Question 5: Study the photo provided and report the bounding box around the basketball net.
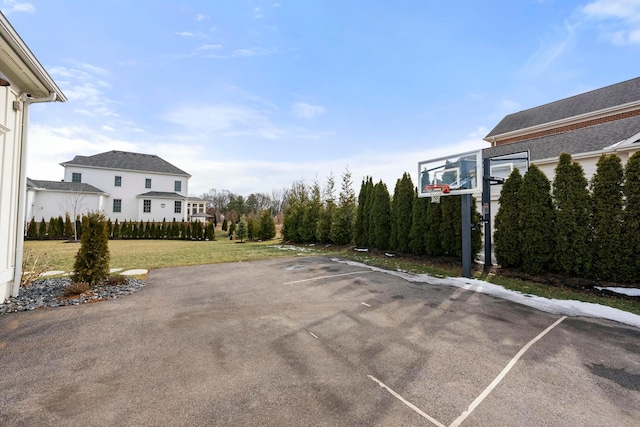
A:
[424,184,450,204]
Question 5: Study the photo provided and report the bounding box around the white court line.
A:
[283,270,373,285]
[361,302,371,307]
[368,375,447,427]
[308,331,318,339]
[449,315,567,427]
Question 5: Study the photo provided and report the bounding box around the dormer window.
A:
[72,172,81,183]
[145,178,151,189]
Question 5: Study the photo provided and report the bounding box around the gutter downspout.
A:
[12,92,57,296]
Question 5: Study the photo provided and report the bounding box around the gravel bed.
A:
[0,278,146,314]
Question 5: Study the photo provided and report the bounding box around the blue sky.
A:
[4,0,640,197]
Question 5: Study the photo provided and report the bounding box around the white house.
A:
[26,179,108,224]
[36,150,192,223]
[0,13,67,300]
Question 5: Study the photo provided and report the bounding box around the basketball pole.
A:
[461,193,472,278]
[482,157,492,271]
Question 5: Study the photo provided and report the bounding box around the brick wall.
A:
[495,109,640,146]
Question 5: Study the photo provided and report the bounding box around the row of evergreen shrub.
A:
[281,171,483,257]
[26,216,216,241]
[494,152,640,284]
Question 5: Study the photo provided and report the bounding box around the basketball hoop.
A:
[424,184,450,204]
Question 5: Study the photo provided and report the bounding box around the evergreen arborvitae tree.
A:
[236,215,248,242]
[54,216,64,238]
[222,218,228,232]
[258,209,276,240]
[623,152,640,283]
[247,216,256,240]
[331,168,356,245]
[228,220,236,238]
[519,165,555,275]
[364,177,376,247]
[121,220,129,238]
[27,217,37,239]
[409,194,429,255]
[354,177,371,247]
[552,153,592,276]
[39,218,47,239]
[390,172,414,253]
[106,219,113,239]
[316,173,337,244]
[301,179,321,243]
[72,212,110,285]
[192,220,203,240]
[161,219,168,238]
[494,168,523,268]
[75,216,82,240]
[590,154,624,282]
[112,219,120,238]
[205,222,215,240]
[424,200,443,256]
[282,180,307,242]
[64,213,74,239]
[371,180,391,250]
[439,196,461,256]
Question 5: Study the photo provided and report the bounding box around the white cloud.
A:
[1,0,34,14]
[196,13,208,21]
[176,31,194,37]
[518,20,578,76]
[102,125,115,132]
[581,0,640,44]
[291,102,326,119]
[196,44,223,51]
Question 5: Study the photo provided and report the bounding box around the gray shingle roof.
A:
[486,77,640,138]
[483,115,640,161]
[137,191,184,198]
[60,151,190,177]
[27,178,106,194]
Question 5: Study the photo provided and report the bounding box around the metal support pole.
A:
[462,193,472,279]
[482,157,492,271]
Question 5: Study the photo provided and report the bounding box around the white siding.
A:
[62,166,188,222]
[28,189,102,222]
[0,86,24,300]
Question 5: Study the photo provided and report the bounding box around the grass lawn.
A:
[23,233,299,275]
[23,236,639,316]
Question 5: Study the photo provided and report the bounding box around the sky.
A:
[3,0,640,197]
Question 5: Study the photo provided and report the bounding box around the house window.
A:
[113,199,122,213]
[174,201,182,214]
[115,176,122,187]
[145,178,152,189]
[143,199,151,213]
[72,173,81,183]
[175,181,181,192]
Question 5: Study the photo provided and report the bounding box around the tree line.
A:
[494,152,640,284]
[281,169,483,257]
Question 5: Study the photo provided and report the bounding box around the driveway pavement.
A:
[1,256,639,426]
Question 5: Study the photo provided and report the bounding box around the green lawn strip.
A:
[23,237,297,276]
[315,246,639,316]
[483,275,640,316]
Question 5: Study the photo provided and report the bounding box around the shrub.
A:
[494,168,523,268]
[103,275,127,286]
[72,212,111,285]
[63,281,90,297]
[20,249,51,287]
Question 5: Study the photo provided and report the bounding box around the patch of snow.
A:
[40,270,65,277]
[120,269,148,276]
[595,287,640,297]
[332,258,640,329]
[110,268,123,273]
[354,248,369,252]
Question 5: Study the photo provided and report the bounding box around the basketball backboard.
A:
[418,149,483,198]
[487,151,529,183]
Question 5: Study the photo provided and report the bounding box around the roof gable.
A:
[486,77,640,138]
[60,151,191,177]
[27,178,105,194]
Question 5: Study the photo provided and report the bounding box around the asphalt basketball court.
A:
[1,255,639,426]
